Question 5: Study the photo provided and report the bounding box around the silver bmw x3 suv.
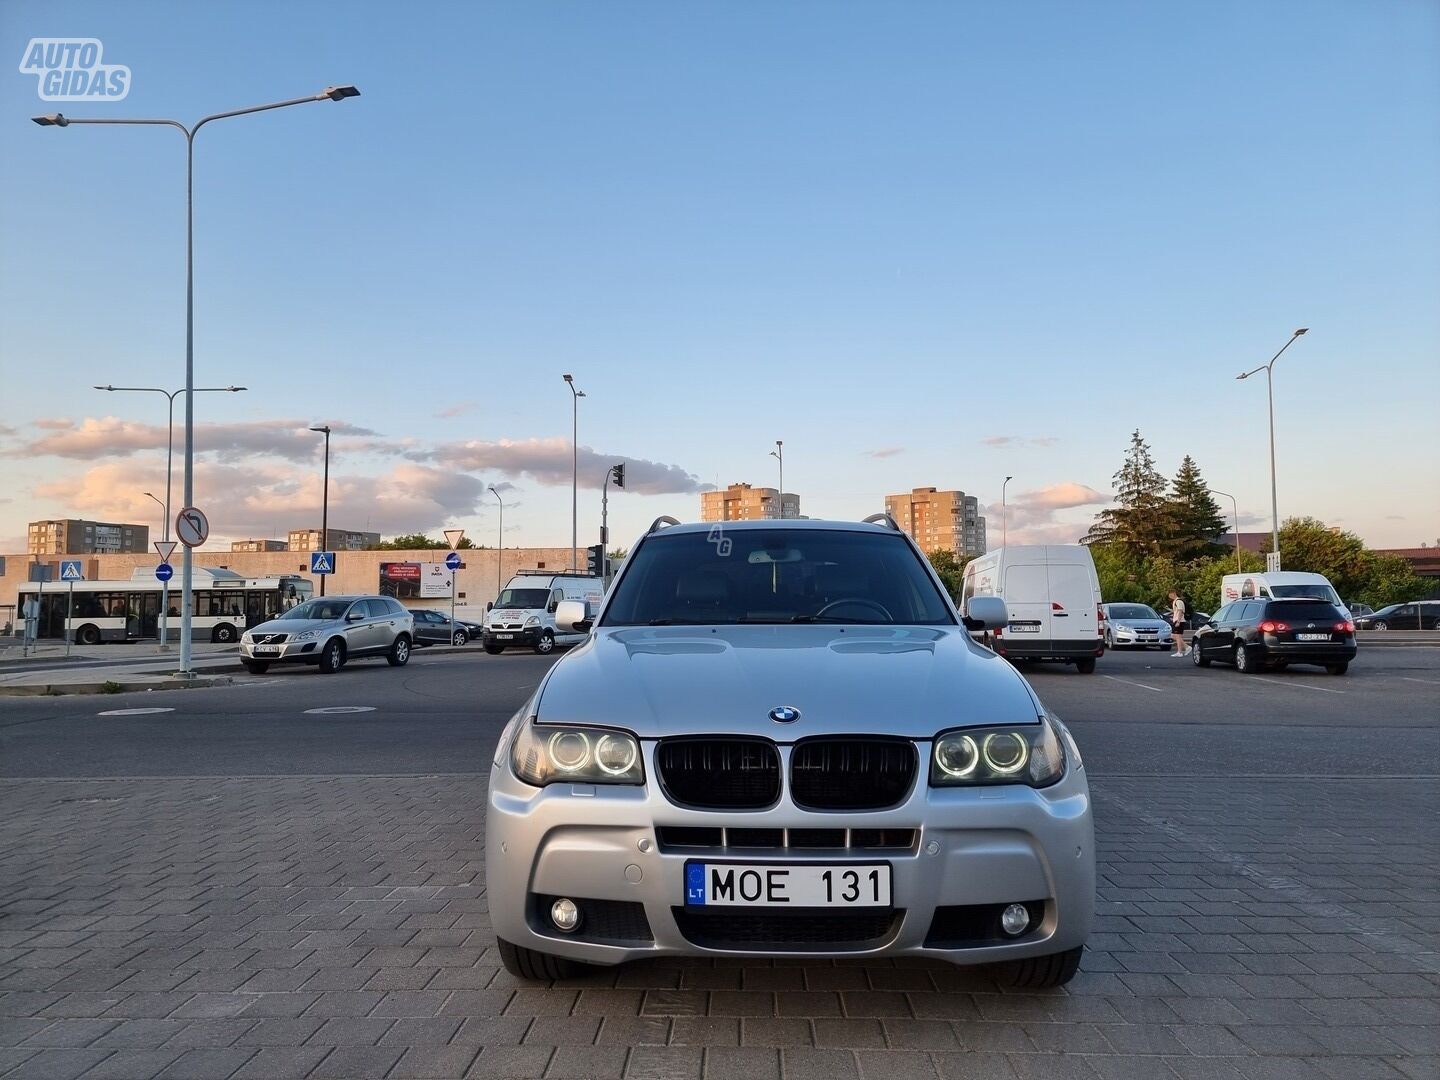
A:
[487,516,1094,987]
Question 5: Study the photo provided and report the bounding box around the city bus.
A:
[16,567,313,644]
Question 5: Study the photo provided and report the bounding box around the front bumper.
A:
[239,638,320,663]
[485,740,1094,966]
[1110,625,1172,646]
[484,627,543,647]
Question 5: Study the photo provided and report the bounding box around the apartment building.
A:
[286,528,380,552]
[27,518,150,556]
[885,488,987,558]
[231,539,288,553]
[700,483,801,522]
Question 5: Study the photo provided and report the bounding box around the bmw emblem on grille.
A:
[769,705,801,724]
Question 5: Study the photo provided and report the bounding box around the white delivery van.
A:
[482,571,604,655]
[1220,572,1346,616]
[961,545,1105,673]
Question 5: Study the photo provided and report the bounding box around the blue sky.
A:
[2,0,1437,553]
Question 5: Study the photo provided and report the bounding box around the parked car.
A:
[239,595,414,674]
[1354,601,1440,631]
[961,545,1104,672]
[411,608,471,646]
[1100,603,1173,649]
[1345,602,1374,619]
[1191,598,1356,675]
[1168,609,1212,633]
[486,516,1094,988]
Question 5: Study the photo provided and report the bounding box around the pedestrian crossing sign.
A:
[59,560,83,581]
[310,551,336,574]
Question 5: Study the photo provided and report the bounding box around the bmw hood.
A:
[532,625,1043,739]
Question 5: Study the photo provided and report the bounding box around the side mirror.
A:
[962,596,1008,632]
[546,601,559,614]
[346,611,364,622]
[486,601,494,612]
[555,599,591,633]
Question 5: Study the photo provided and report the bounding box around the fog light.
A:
[1001,903,1030,936]
[550,898,580,933]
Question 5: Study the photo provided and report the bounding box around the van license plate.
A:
[495,633,513,639]
[1008,624,1041,633]
[685,862,891,907]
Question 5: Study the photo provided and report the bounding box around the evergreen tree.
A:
[1084,430,1175,555]
[1169,455,1226,557]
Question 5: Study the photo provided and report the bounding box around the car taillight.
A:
[1336,621,1354,633]
[1097,603,1105,636]
[1259,621,1289,633]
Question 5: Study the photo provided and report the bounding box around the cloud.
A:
[434,402,478,419]
[980,435,1059,449]
[983,482,1109,545]
[33,459,491,539]
[864,447,905,459]
[7,417,391,463]
[414,437,708,495]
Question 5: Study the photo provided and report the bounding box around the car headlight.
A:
[511,721,644,786]
[292,630,318,642]
[525,615,541,627]
[931,716,1067,788]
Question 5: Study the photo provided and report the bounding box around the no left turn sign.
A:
[176,506,209,547]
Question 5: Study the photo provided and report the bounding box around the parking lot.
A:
[1,646,1436,1080]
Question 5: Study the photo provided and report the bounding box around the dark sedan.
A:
[1191,598,1356,675]
[411,609,471,646]
[1355,601,1440,631]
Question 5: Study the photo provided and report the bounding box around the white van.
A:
[1220,572,1346,615]
[961,545,1105,673]
[482,571,604,655]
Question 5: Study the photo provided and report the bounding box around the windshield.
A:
[1269,583,1342,604]
[601,529,956,626]
[1265,601,1344,621]
[1107,605,1160,620]
[279,599,354,621]
[495,588,552,609]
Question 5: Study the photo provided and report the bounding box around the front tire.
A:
[996,945,1083,989]
[1326,662,1349,676]
[1191,644,1210,667]
[318,638,345,674]
[1074,658,1096,674]
[534,630,555,655]
[496,938,591,981]
[452,629,468,646]
[242,660,270,674]
[386,635,412,667]
[1371,621,1388,631]
[484,642,505,655]
[212,624,236,644]
[77,624,101,646]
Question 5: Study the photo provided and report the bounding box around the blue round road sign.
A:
[155,563,174,582]
[445,552,461,570]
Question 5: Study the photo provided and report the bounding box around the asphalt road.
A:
[2,645,1435,779]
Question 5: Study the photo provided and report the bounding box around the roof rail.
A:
[647,515,681,534]
[862,513,901,531]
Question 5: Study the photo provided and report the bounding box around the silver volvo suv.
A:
[240,595,415,674]
[486,516,1094,987]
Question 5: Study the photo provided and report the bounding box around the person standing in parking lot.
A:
[1169,590,1189,656]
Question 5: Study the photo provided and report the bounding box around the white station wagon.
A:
[486,516,1094,987]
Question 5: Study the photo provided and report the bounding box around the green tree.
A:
[1169,456,1226,558]
[926,549,971,600]
[372,533,446,550]
[1084,430,1176,555]
[1274,517,1372,598]
[1358,552,1429,608]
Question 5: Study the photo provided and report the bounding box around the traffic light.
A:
[586,543,605,576]
[611,463,625,489]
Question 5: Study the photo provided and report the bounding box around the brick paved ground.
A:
[1,775,1435,1079]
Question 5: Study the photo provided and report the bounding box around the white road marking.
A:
[1100,674,1165,693]
[1400,676,1440,686]
[303,706,377,715]
[1251,677,1344,695]
[97,707,176,716]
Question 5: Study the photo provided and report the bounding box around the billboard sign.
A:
[379,561,422,599]
[419,563,453,598]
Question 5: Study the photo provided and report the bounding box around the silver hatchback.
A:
[240,595,415,674]
[486,517,1094,988]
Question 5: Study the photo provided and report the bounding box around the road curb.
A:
[0,677,235,697]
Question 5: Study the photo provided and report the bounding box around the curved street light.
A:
[1236,328,1308,564]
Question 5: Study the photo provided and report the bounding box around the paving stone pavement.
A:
[1,775,1435,1079]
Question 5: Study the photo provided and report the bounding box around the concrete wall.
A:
[2,546,581,621]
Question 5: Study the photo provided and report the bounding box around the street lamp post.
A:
[488,486,504,599]
[95,384,245,646]
[1236,328,1308,566]
[563,374,585,570]
[769,441,784,518]
[309,426,331,596]
[39,85,360,678]
[1001,476,1014,548]
[1210,488,1242,573]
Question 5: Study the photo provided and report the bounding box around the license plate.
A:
[1296,633,1330,641]
[684,862,891,908]
[253,645,280,655]
[495,633,513,640]
[1008,624,1041,633]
